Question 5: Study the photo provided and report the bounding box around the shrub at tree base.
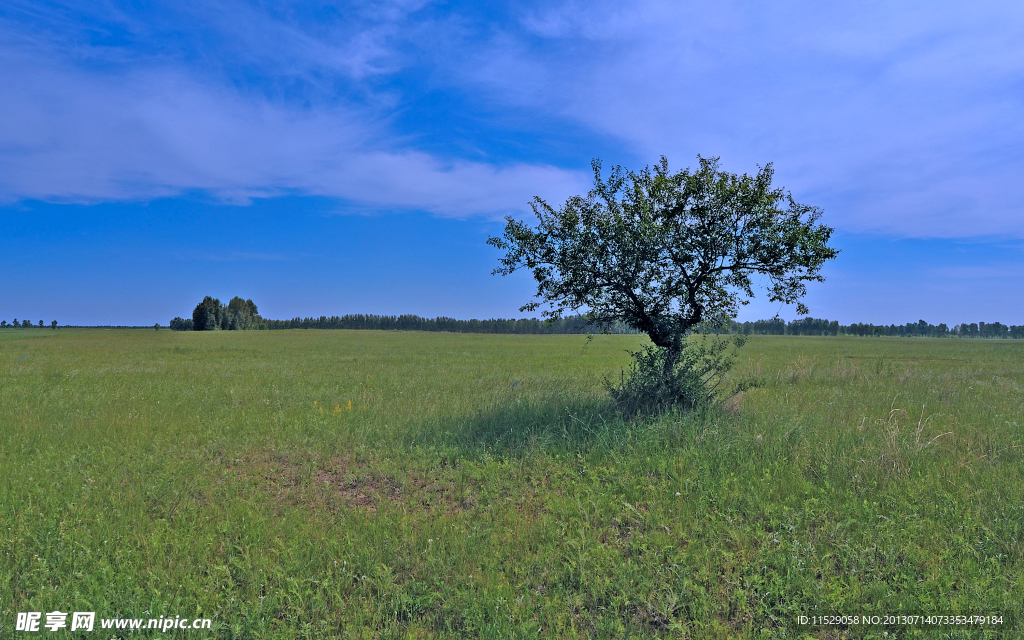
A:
[607,334,747,415]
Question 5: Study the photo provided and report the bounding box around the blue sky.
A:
[1,0,1022,326]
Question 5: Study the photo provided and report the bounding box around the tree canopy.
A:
[489,156,838,352]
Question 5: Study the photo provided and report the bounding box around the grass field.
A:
[1,328,1022,638]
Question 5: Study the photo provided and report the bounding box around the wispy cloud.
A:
[0,1,588,216]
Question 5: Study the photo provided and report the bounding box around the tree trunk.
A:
[660,334,683,390]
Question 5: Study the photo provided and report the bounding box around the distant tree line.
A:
[166,299,1023,338]
[729,318,1024,339]
[1,319,58,329]
[168,300,634,334]
[262,314,636,334]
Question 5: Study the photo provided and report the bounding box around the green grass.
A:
[1,328,1022,638]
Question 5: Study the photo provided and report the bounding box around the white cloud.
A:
[0,37,588,217]
[450,0,1024,237]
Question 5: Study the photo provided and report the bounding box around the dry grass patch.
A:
[225,449,478,515]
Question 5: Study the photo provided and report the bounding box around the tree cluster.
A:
[170,296,267,331]
[169,317,194,331]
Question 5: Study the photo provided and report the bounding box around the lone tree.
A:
[488,156,838,411]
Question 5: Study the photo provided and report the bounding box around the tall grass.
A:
[1,329,1021,638]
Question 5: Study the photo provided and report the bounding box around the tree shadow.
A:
[399,392,704,460]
